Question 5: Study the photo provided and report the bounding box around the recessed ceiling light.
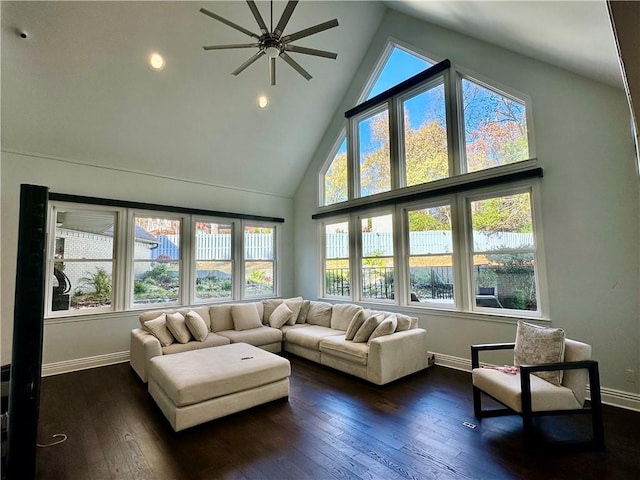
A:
[257,95,269,109]
[149,52,165,71]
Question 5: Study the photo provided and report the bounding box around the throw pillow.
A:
[368,315,398,344]
[352,313,384,343]
[166,312,192,344]
[185,310,209,342]
[514,321,566,386]
[297,300,311,323]
[231,303,263,331]
[143,313,175,347]
[306,301,333,327]
[269,302,293,328]
[344,310,366,341]
[262,299,283,324]
[284,298,304,326]
[395,313,413,332]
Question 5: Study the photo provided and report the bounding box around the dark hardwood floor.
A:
[35,355,640,480]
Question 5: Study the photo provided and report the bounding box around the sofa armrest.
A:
[130,328,162,383]
[367,328,428,385]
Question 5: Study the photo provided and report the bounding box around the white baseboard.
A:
[42,351,130,377]
[432,351,640,412]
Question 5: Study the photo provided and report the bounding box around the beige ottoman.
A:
[148,342,291,431]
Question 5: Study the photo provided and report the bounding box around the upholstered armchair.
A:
[471,322,604,450]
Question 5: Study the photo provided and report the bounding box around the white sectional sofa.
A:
[130,298,428,385]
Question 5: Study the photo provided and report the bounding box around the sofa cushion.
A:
[320,335,369,366]
[368,316,397,345]
[297,300,311,323]
[231,303,263,331]
[217,326,283,346]
[306,301,333,327]
[185,310,209,342]
[209,304,234,332]
[280,324,312,340]
[345,310,366,341]
[143,313,175,347]
[268,302,293,328]
[284,298,304,325]
[166,312,192,344]
[330,304,363,331]
[161,332,230,355]
[353,313,384,343]
[285,325,343,350]
[514,321,565,386]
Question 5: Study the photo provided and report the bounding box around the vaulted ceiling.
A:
[1,1,621,198]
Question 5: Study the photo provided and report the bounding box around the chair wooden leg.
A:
[472,385,482,418]
[588,363,605,450]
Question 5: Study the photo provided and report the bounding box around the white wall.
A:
[1,151,293,367]
[293,9,640,399]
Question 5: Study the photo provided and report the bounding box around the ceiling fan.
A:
[200,0,339,86]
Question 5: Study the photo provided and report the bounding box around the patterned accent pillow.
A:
[269,302,293,328]
[185,310,209,342]
[166,312,192,344]
[368,315,398,345]
[514,321,566,386]
[143,313,175,347]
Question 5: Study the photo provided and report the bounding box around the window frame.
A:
[320,216,351,299]
[241,220,280,300]
[44,198,283,320]
[45,201,126,318]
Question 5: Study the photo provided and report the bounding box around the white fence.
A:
[157,233,274,260]
[326,231,534,258]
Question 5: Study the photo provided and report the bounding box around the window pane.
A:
[470,192,537,312]
[462,78,529,172]
[324,138,348,205]
[55,210,115,259]
[361,214,393,300]
[403,83,449,186]
[244,225,275,297]
[470,193,533,252]
[133,261,180,304]
[53,261,113,311]
[133,216,181,305]
[407,205,454,304]
[325,221,349,297]
[51,209,116,313]
[245,261,274,296]
[359,109,390,197]
[367,46,433,99]
[195,221,232,301]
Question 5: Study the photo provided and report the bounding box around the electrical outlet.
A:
[625,369,636,383]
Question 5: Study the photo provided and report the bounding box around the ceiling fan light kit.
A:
[201,0,339,86]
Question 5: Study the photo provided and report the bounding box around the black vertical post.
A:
[7,184,49,480]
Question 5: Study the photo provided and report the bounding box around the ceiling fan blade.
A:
[200,8,260,40]
[203,43,260,51]
[232,50,265,76]
[282,19,339,43]
[246,1,269,35]
[285,45,337,59]
[280,52,312,81]
[270,57,276,86]
[274,0,299,37]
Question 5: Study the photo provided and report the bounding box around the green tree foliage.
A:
[471,193,532,233]
[324,150,347,205]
